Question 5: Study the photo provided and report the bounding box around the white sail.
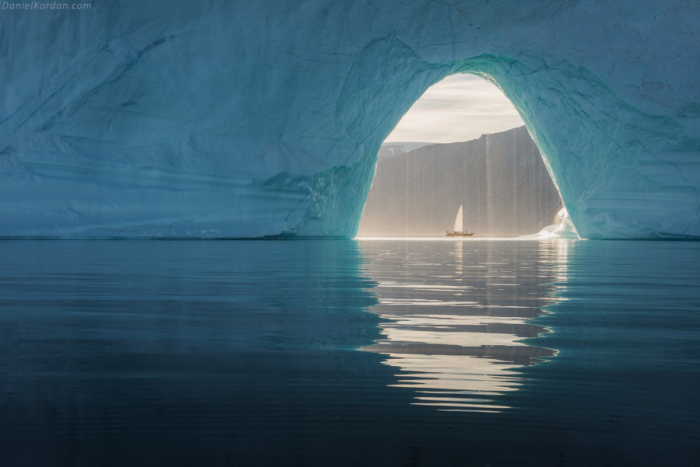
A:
[453,205,463,232]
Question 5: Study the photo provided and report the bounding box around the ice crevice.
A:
[1,0,699,239]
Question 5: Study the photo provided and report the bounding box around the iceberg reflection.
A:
[360,239,568,412]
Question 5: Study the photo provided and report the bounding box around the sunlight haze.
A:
[385,74,525,143]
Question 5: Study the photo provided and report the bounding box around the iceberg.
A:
[1,0,699,239]
[518,208,580,240]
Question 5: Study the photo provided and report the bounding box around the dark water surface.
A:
[0,239,698,466]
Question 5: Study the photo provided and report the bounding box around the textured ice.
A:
[1,1,699,238]
[518,209,579,240]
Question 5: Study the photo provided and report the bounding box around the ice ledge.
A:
[518,209,580,240]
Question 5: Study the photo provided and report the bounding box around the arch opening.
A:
[356,73,574,239]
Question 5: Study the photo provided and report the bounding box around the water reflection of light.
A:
[360,239,568,413]
[455,240,463,275]
[547,239,570,284]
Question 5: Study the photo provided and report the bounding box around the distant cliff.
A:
[358,126,563,237]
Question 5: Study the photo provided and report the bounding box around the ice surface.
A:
[518,209,579,240]
[1,1,699,238]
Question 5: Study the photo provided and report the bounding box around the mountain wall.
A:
[358,127,563,237]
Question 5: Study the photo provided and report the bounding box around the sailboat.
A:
[446,204,474,237]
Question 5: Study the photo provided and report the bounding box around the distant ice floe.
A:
[518,209,580,240]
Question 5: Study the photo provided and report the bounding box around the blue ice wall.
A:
[1,1,699,238]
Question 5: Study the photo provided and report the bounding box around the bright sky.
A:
[385,74,525,144]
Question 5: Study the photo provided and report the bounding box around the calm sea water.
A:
[0,239,698,466]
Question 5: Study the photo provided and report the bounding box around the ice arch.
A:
[1,0,699,239]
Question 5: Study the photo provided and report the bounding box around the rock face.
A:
[1,1,699,238]
[377,143,432,159]
[358,127,563,237]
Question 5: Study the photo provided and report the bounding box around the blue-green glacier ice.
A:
[1,0,699,238]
